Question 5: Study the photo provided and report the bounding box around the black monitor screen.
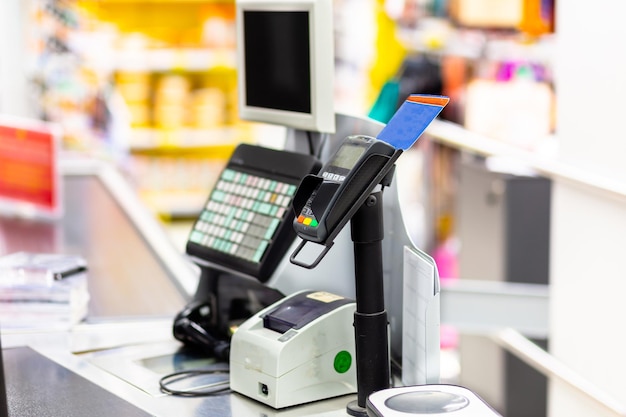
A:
[243,11,311,114]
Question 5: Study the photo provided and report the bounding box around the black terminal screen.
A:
[243,11,311,114]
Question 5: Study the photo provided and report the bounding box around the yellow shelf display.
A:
[72,0,248,216]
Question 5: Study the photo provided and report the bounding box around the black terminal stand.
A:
[346,190,391,416]
[172,266,230,361]
[290,139,399,416]
[173,264,283,361]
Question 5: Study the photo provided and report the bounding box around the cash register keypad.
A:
[189,168,297,263]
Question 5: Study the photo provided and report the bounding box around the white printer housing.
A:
[230,290,357,408]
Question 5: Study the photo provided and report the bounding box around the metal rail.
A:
[59,158,199,296]
[492,328,626,417]
[427,119,626,203]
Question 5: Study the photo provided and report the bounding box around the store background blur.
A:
[7,2,626,417]
[2,0,555,413]
[0,0,556,238]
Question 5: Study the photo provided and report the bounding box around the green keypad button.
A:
[212,190,226,202]
[190,230,204,244]
[258,203,272,215]
[222,169,236,181]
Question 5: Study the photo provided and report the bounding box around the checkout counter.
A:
[0,162,189,319]
[0,157,360,416]
[0,108,521,417]
[1,113,421,417]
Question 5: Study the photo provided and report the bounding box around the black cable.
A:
[306,130,331,159]
[159,368,230,397]
[306,130,315,156]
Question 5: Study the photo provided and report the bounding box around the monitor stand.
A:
[284,127,332,160]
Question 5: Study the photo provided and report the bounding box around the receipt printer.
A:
[229,290,357,408]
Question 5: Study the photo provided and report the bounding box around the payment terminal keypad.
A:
[296,195,319,228]
[189,168,297,263]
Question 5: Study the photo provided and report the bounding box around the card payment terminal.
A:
[290,135,401,267]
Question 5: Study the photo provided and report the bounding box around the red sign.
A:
[0,117,61,217]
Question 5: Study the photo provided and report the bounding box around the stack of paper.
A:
[0,252,90,330]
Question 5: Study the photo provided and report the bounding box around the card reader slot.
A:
[291,175,322,215]
[310,182,340,219]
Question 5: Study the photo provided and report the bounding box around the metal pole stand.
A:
[346,190,391,416]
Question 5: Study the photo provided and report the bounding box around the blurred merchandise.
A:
[0,252,89,330]
[448,0,523,28]
[334,0,379,114]
[0,252,86,286]
[191,88,227,129]
[379,0,556,148]
[22,0,250,217]
[439,54,469,124]
[369,54,443,123]
[153,74,191,130]
[448,0,555,33]
[519,0,555,36]
[128,151,228,218]
[464,63,554,150]
[114,71,151,127]
[27,0,117,154]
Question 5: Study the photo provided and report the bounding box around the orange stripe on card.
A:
[407,95,450,107]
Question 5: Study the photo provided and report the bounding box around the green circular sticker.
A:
[333,350,352,374]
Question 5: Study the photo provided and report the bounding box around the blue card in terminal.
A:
[377,94,449,151]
